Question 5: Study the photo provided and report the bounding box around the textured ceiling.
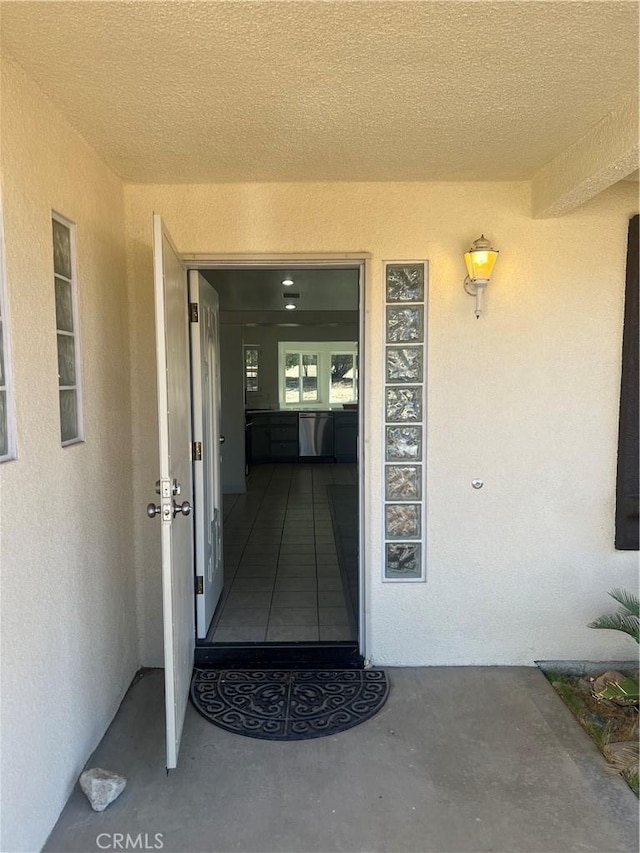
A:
[1,1,638,183]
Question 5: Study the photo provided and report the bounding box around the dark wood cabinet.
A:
[247,412,299,462]
[247,414,270,462]
[333,412,358,462]
[247,410,357,463]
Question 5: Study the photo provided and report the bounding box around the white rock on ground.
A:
[79,768,127,812]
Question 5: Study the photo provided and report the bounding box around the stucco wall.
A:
[0,57,138,852]
[126,179,638,669]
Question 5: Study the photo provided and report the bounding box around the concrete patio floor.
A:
[45,667,638,853]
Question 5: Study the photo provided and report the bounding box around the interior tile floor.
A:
[208,462,358,642]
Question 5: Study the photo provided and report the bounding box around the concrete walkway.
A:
[45,668,638,853]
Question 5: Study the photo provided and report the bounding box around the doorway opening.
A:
[190,261,366,665]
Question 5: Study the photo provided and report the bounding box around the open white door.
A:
[150,214,194,769]
[189,270,224,638]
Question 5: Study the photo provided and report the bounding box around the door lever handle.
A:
[173,500,191,518]
[219,435,225,444]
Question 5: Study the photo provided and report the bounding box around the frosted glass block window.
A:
[52,213,83,446]
[386,306,424,343]
[383,260,427,582]
[0,203,15,462]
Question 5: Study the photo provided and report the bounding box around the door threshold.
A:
[194,641,363,670]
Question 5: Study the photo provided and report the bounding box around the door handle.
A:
[148,501,191,519]
[173,500,191,518]
[219,435,225,444]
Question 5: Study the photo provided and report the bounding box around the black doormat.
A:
[190,668,389,741]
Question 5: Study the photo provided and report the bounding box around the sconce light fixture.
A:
[463,235,499,319]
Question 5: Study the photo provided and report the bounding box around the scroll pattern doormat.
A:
[191,669,389,741]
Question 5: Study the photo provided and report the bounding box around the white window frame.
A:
[278,340,358,408]
[0,195,16,462]
[52,211,84,447]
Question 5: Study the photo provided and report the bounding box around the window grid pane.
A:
[52,219,72,278]
[330,353,356,403]
[53,214,81,445]
[301,353,318,401]
[59,390,78,443]
[0,320,4,388]
[0,390,7,457]
[57,334,76,386]
[55,277,74,332]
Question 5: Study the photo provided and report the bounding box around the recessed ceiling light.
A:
[282,278,294,286]
[284,303,297,310]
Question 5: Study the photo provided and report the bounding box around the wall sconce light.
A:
[463,235,499,319]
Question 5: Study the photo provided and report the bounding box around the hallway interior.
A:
[207,463,358,642]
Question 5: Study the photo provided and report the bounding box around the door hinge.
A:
[196,576,204,595]
[192,441,202,461]
[189,302,199,323]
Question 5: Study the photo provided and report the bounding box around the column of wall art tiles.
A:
[383,262,427,581]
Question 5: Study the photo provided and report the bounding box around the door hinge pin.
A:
[196,576,204,595]
[189,302,199,323]
[192,441,202,461]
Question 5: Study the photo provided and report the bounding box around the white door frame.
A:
[189,271,223,638]
[183,252,372,660]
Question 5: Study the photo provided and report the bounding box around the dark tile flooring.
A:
[208,463,358,642]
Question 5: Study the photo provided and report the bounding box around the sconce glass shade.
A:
[464,235,499,283]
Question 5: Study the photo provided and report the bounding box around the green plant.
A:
[588,588,639,643]
[588,588,639,705]
[594,677,639,703]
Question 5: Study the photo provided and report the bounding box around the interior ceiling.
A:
[203,268,359,314]
[1,1,637,184]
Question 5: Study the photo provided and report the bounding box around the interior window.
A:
[279,342,357,407]
[244,345,260,392]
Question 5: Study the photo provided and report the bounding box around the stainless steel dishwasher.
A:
[298,412,334,457]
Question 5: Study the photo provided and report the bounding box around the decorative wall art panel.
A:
[385,465,422,501]
[386,306,424,343]
[385,543,422,580]
[385,504,421,539]
[386,346,423,383]
[386,386,422,422]
[383,260,427,582]
[386,264,424,303]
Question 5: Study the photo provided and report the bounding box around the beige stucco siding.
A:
[0,56,138,853]
[125,180,638,668]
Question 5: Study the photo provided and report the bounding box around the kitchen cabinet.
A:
[246,410,357,463]
[333,411,358,462]
[246,412,298,462]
